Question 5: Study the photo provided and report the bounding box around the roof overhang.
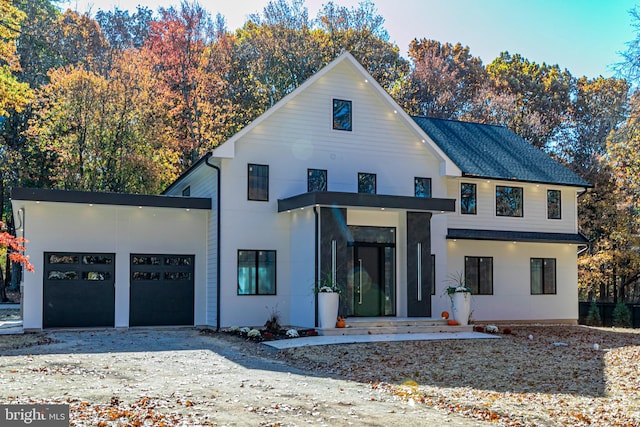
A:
[278,191,456,213]
[11,188,211,210]
[447,228,589,245]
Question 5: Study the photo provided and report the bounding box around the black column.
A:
[407,211,432,317]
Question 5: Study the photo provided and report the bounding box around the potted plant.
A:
[315,273,341,329]
[444,271,472,325]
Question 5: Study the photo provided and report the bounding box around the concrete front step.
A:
[318,317,473,336]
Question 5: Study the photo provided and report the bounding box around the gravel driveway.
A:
[0,328,482,426]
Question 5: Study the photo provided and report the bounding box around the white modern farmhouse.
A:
[11,52,590,331]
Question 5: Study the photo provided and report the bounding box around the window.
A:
[496,185,523,217]
[547,189,561,219]
[248,164,269,201]
[308,169,327,192]
[431,254,436,295]
[237,250,276,295]
[182,186,190,197]
[415,177,432,198]
[333,99,352,131]
[531,258,556,294]
[460,183,477,215]
[465,256,493,295]
[358,172,376,194]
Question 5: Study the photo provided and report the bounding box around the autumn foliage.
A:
[0,222,33,272]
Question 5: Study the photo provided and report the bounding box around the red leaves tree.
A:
[0,222,33,272]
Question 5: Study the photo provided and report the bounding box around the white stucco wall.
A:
[13,200,209,330]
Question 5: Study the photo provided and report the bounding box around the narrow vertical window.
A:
[308,169,327,192]
[248,164,269,201]
[464,256,493,295]
[358,173,376,194]
[414,177,432,198]
[531,258,556,294]
[547,189,561,219]
[237,250,276,295]
[333,99,352,131]
[496,186,523,217]
[460,183,477,215]
[431,254,436,295]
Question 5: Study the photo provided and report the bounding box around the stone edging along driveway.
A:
[0,328,481,426]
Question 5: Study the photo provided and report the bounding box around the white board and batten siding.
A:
[15,200,209,330]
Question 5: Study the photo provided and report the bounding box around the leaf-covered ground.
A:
[278,325,640,426]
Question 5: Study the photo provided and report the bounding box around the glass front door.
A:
[350,243,395,317]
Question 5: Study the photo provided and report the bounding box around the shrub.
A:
[612,302,632,328]
[585,301,602,326]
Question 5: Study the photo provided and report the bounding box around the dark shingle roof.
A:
[412,117,591,188]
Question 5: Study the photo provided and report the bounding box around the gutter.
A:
[313,206,319,327]
[204,153,222,332]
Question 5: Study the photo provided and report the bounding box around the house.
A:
[11,52,590,331]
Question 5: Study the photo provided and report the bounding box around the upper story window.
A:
[414,177,432,198]
[308,169,327,192]
[248,164,269,201]
[333,99,352,131]
[237,250,276,295]
[531,258,556,294]
[358,172,376,194]
[460,183,477,215]
[496,185,523,217]
[465,256,493,295]
[547,189,561,219]
[182,186,190,197]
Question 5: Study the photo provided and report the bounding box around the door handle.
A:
[417,243,422,302]
[358,259,363,304]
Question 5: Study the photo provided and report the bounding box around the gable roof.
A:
[412,117,592,188]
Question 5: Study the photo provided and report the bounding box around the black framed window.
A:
[415,177,432,198]
[248,164,269,201]
[333,99,352,131]
[496,185,523,217]
[358,172,376,194]
[308,169,327,192]
[465,256,493,295]
[460,183,477,215]
[237,250,276,295]
[431,254,436,295]
[531,258,556,294]
[547,189,561,219]
[182,186,190,196]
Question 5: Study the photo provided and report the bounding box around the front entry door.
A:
[353,244,395,317]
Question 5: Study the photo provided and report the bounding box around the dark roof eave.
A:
[446,228,589,245]
[278,191,456,213]
[460,172,593,189]
[11,188,211,210]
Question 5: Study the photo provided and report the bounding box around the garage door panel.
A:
[130,254,194,327]
[43,252,115,328]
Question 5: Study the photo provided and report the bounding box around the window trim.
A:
[237,249,277,296]
[247,163,269,202]
[358,172,377,194]
[460,182,477,215]
[495,185,524,217]
[530,257,557,295]
[464,256,494,295]
[414,177,432,198]
[547,189,562,220]
[307,168,328,192]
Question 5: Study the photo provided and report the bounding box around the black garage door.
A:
[43,252,115,328]
[129,254,195,326]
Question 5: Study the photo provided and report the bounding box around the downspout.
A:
[204,153,222,331]
[313,206,319,327]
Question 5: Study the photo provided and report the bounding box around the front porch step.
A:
[317,317,473,336]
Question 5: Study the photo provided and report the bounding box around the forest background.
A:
[2,0,640,304]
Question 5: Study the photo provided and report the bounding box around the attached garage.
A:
[43,252,115,328]
[130,254,195,326]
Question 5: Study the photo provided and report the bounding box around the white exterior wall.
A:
[215,60,446,327]
[445,239,579,322]
[14,201,209,330]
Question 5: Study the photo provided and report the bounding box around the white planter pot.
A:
[318,292,339,329]
[452,292,471,325]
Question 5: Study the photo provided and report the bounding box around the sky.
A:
[58,0,639,79]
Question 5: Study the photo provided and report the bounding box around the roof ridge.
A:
[411,115,507,129]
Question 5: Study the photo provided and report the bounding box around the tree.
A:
[0,0,33,116]
[0,221,33,271]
